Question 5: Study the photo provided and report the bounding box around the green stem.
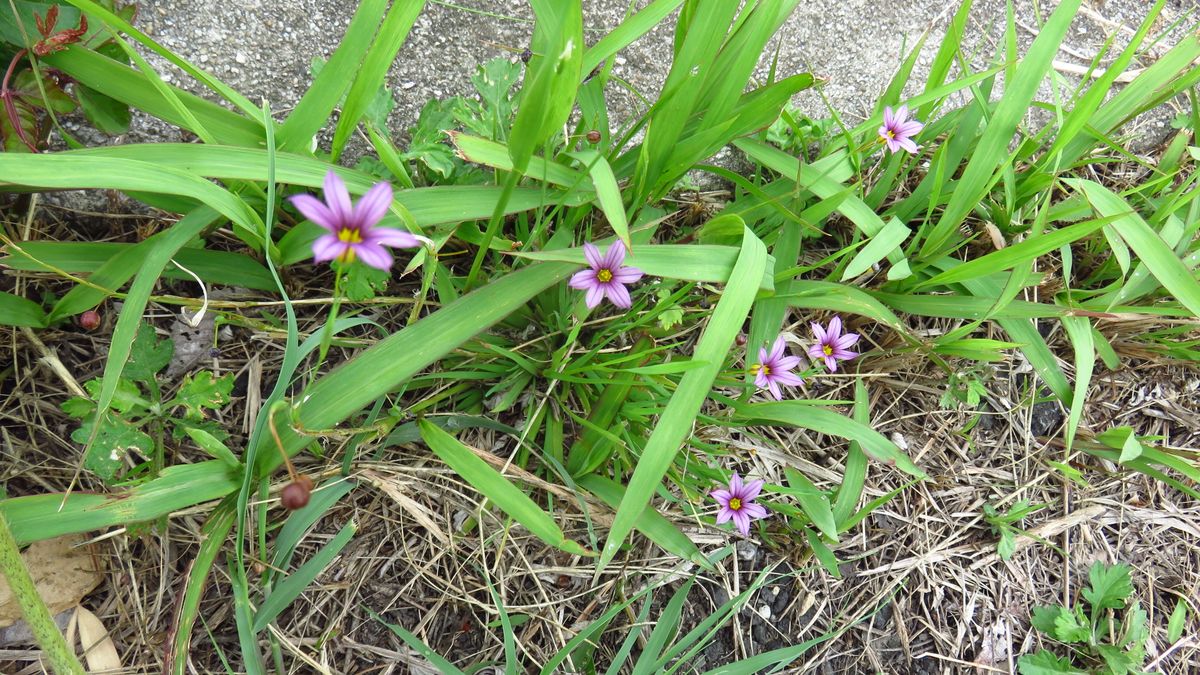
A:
[0,513,85,675]
[316,266,345,368]
[464,171,519,292]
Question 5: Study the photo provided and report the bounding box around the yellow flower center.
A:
[750,363,770,376]
[337,228,364,263]
[886,130,895,139]
[728,497,742,511]
[596,268,613,283]
[823,345,833,356]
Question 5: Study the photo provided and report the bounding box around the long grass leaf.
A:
[419,420,588,556]
[599,226,766,570]
[253,521,356,632]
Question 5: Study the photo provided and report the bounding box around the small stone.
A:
[757,605,771,620]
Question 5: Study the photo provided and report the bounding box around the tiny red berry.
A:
[79,310,100,330]
[281,475,314,510]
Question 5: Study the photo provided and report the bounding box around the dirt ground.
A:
[2,195,1199,673]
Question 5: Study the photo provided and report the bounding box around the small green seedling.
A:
[983,500,1046,560]
[1020,562,1150,675]
[62,322,235,482]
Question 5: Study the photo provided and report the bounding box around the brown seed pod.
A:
[735,333,748,347]
[281,475,314,510]
[586,130,601,144]
[78,310,101,330]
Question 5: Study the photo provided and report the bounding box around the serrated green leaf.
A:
[74,415,152,481]
[124,323,173,381]
[83,378,145,415]
[173,371,233,418]
[1052,608,1091,644]
[1017,650,1083,675]
[1083,562,1133,614]
[340,261,391,301]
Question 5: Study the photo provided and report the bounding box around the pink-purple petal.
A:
[583,242,604,269]
[612,266,644,283]
[606,282,632,309]
[585,285,604,308]
[824,356,840,371]
[355,181,393,229]
[569,269,597,289]
[323,171,353,223]
[766,380,783,400]
[353,242,393,271]
[368,227,422,249]
[711,489,732,503]
[732,512,751,536]
[772,370,804,386]
[898,137,919,154]
[716,508,734,525]
[827,316,842,338]
[290,194,338,231]
[312,234,346,262]
[768,336,786,362]
[740,479,764,501]
[729,473,743,494]
[603,240,626,269]
[775,355,802,371]
[741,502,768,520]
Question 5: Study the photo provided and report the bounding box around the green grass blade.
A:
[578,475,708,569]
[582,0,684,74]
[0,461,239,546]
[841,217,911,280]
[369,609,468,675]
[920,0,1083,257]
[450,132,587,187]
[276,0,389,151]
[168,499,235,675]
[1060,316,1094,453]
[734,401,925,479]
[632,578,694,675]
[508,0,583,173]
[785,469,837,541]
[331,0,426,159]
[418,420,588,556]
[1070,179,1200,318]
[832,380,869,529]
[43,47,263,146]
[599,225,766,570]
[253,520,357,632]
[514,243,774,292]
[269,479,357,574]
[569,149,630,249]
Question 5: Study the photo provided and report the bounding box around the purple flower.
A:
[711,472,768,536]
[290,171,429,271]
[751,336,803,400]
[807,316,860,371]
[568,241,644,309]
[878,105,923,154]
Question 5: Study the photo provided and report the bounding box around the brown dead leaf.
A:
[69,606,122,673]
[0,534,102,628]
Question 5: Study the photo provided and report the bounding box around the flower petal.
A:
[612,266,643,283]
[767,379,782,400]
[604,240,627,269]
[754,371,770,387]
[895,104,908,121]
[732,512,751,536]
[772,370,804,387]
[742,502,768,520]
[824,356,839,372]
[606,282,632,309]
[811,322,827,344]
[585,284,604,308]
[323,171,353,223]
[898,137,920,154]
[740,479,764,501]
[827,316,842,339]
[353,242,394,270]
[775,355,802,371]
[728,472,743,494]
[883,106,895,127]
[354,181,393,230]
[311,234,346,262]
[569,269,598,289]
[368,227,422,249]
[768,336,786,362]
[836,333,861,349]
[715,507,733,524]
[885,137,901,153]
[711,489,732,504]
[290,194,337,231]
[806,344,825,360]
[583,242,604,269]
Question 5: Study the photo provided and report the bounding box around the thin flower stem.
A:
[0,513,86,675]
[316,266,344,368]
[267,408,300,484]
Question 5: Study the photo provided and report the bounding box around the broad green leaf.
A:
[0,291,47,327]
[599,226,766,570]
[570,149,630,249]
[1060,316,1094,452]
[183,427,240,469]
[124,323,173,381]
[419,419,588,556]
[1018,650,1084,675]
[1083,562,1133,614]
[841,217,910,280]
[578,475,708,569]
[508,0,583,173]
[785,468,837,541]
